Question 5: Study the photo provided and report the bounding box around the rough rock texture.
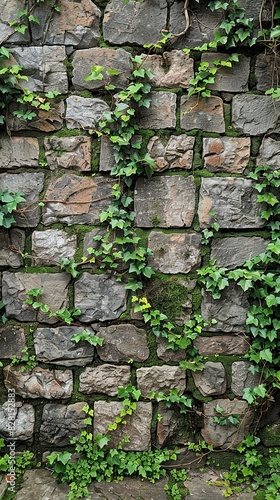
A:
[79,364,131,395]
[4,366,73,399]
[44,136,91,171]
[180,96,225,133]
[255,54,280,91]
[40,402,86,446]
[136,365,186,397]
[99,137,115,172]
[0,326,26,358]
[156,402,186,447]
[198,177,264,229]
[232,95,280,135]
[2,272,70,323]
[97,324,149,362]
[141,51,194,88]
[0,402,34,442]
[88,477,168,500]
[34,326,96,366]
[147,135,195,171]
[192,362,226,396]
[210,237,267,270]
[147,231,201,274]
[13,469,69,500]
[257,137,280,168]
[194,335,249,356]
[0,135,39,169]
[201,53,250,92]
[66,96,109,130]
[31,229,77,265]
[135,175,196,228]
[203,137,250,173]
[137,92,177,129]
[156,338,186,363]
[7,102,64,133]
[94,401,152,450]
[74,273,126,322]
[231,361,261,397]
[0,229,25,268]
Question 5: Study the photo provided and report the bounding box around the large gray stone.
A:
[88,477,168,500]
[0,326,25,359]
[201,53,250,92]
[210,237,268,270]
[40,402,86,446]
[156,401,187,447]
[0,173,44,227]
[137,92,177,129]
[257,137,280,168]
[255,53,280,91]
[79,364,131,396]
[0,402,34,442]
[141,51,194,88]
[0,0,30,45]
[13,469,69,500]
[192,362,226,396]
[147,135,195,171]
[134,175,196,228]
[74,273,126,322]
[198,177,264,229]
[2,272,70,323]
[4,366,73,399]
[66,96,109,130]
[99,137,115,172]
[194,335,249,356]
[232,95,280,135]
[34,326,96,366]
[44,136,91,171]
[94,401,152,451]
[136,365,186,397]
[31,229,77,266]
[181,96,225,133]
[203,137,250,173]
[231,361,261,397]
[97,324,149,362]
[0,135,39,169]
[0,229,25,268]
[147,231,201,274]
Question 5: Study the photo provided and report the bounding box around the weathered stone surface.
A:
[103,0,167,45]
[201,285,249,333]
[0,326,25,358]
[44,136,91,171]
[134,175,196,228]
[136,366,186,397]
[210,237,267,270]
[198,177,264,229]
[0,173,44,227]
[94,401,152,450]
[31,0,101,48]
[97,324,149,362]
[74,273,126,322]
[0,135,39,169]
[13,469,69,500]
[79,364,131,395]
[0,0,30,44]
[0,229,25,268]
[137,92,177,129]
[257,137,280,168]
[259,421,280,447]
[255,54,280,91]
[147,135,195,171]
[231,361,260,397]
[40,402,86,446]
[203,137,250,173]
[201,53,250,92]
[99,137,115,172]
[239,0,269,21]
[31,229,77,265]
[73,48,132,90]
[4,366,73,399]
[88,477,168,500]
[202,399,253,449]
[232,95,280,135]
[192,362,226,396]
[66,96,109,130]
[181,96,225,133]
[156,402,187,447]
[147,231,201,274]
[141,51,194,88]
[7,101,64,133]
[42,173,113,226]
[10,46,68,93]
[2,272,70,323]
[34,326,96,366]
[0,402,34,443]
[194,335,250,356]
[156,338,186,363]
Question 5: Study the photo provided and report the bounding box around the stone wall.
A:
[0,0,279,458]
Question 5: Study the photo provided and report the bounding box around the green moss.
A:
[91,137,101,172]
[79,90,93,98]
[251,137,262,157]
[259,422,280,447]
[64,58,73,79]
[53,128,85,138]
[207,451,243,469]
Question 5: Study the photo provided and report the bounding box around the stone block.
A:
[255,53,280,91]
[72,48,132,90]
[194,335,249,356]
[198,177,264,229]
[231,361,261,397]
[134,175,196,228]
[34,326,96,367]
[7,102,64,133]
[44,136,91,171]
[156,401,186,447]
[136,365,186,397]
[203,137,250,173]
[88,477,168,500]
[42,173,113,226]
[156,338,186,363]
[201,285,249,333]
[103,0,167,45]
[94,401,152,451]
[99,137,115,172]
[148,231,201,274]
[180,96,225,133]
[0,135,39,169]
[11,469,69,499]
[192,362,226,396]
[2,272,70,323]
[257,137,280,169]
[74,273,126,322]
[232,95,280,135]
[31,0,101,48]
[137,92,177,129]
[79,364,131,396]
[141,51,194,88]
[201,53,250,92]
[10,46,68,93]
[147,135,195,171]
[4,366,73,399]
[66,96,109,130]
[0,229,25,268]
[40,403,86,446]
[0,0,30,44]
[202,399,253,449]
[0,402,34,443]
[31,229,77,265]
[0,173,44,227]
[259,421,280,447]
[0,326,26,359]
[97,324,149,362]
[210,237,267,270]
